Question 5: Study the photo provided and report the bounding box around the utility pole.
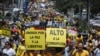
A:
[79,0,82,19]
[2,1,5,17]
[11,0,14,21]
[87,0,90,28]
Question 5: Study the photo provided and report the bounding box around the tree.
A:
[0,0,3,3]
[55,0,100,14]
[91,0,100,14]
[0,12,4,19]
[55,0,79,14]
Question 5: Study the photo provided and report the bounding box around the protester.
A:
[86,39,94,56]
[72,43,89,56]
[3,42,16,56]
[16,39,25,56]
[64,42,75,56]
[93,36,100,48]
[94,44,100,56]
[0,0,100,56]
[9,38,17,51]
[75,34,83,45]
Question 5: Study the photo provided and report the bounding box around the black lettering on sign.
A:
[30,36,40,39]
[32,40,38,43]
[26,32,37,34]
[50,30,64,36]
[38,31,44,34]
[53,37,59,40]
[47,42,65,46]
[28,45,42,48]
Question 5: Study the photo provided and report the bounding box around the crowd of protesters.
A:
[0,1,100,56]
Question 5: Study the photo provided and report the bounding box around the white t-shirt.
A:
[93,39,100,47]
[34,20,40,25]
[94,48,100,56]
[47,21,52,26]
[3,48,16,56]
[64,47,70,56]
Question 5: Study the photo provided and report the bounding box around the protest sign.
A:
[46,28,66,47]
[25,30,45,50]
[2,29,11,37]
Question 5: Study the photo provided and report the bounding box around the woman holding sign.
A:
[16,39,25,56]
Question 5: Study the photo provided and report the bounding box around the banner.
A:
[68,30,77,36]
[26,27,34,30]
[46,28,66,47]
[2,29,11,37]
[0,30,2,35]
[25,30,45,50]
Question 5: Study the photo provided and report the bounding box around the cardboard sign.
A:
[2,29,11,37]
[46,28,66,47]
[25,30,45,50]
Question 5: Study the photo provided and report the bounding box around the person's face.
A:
[21,41,25,45]
[5,44,10,49]
[77,43,83,51]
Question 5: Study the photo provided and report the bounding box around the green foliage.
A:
[55,0,100,14]
[0,13,4,19]
[55,0,79,13]
[91,0,100,14]
[6,13,11,17]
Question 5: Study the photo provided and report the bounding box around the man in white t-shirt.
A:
[3,42,16,56]
[3,48,16,56]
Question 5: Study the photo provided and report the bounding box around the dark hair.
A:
[5,42,12,48]
[88,40,92,43]
[77,34,81,38]
[9,38,14,42]
[97,44,100,48]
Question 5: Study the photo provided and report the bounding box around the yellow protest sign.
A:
[97,32,100,35]
[0,30,2,35]
[46,28,66,47]
[2,29,11,37]
[25,27,34,31]
[25,30,45,50]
